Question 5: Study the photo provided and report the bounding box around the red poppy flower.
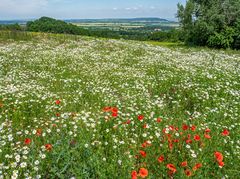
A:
[56,113,60,117]
[214,151,223,162]
[112,112,118,117]
[221,129,229,136]
[193,163,202,171]
[173,139,179,143]
[204,133,211,139]
[103,106,112,112]
[158,155,164,163]
[142,141,151,148]
[205,128,211,133]
[194,135,201,141]
[45,144,52,151]
[138,115,144,121]
[55,100,61,105]
[103,107,118,117]
[139,150,147,157]
[131,170,138,179]
[185,169,192,177]
[181,161,187,167]
[111,107,118,113]
[24,138,31,145]
[191,125,196,131]
[139,168,148,178]
[182,124,188,131]
[167,164,177,173]
[186,139,192,144]
[218,161,224,167]
[156,118,162,123]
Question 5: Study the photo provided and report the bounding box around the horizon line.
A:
[0,16,178,22]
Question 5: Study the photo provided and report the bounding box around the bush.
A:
[208,27,235,49]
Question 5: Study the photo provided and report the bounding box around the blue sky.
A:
[0,0,186,20]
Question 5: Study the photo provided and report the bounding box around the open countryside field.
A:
[72,22,178,31]
[0,33,240,178]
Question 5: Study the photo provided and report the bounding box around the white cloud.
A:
[124,7,140,11]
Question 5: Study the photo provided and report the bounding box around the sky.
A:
[0,0,186,20]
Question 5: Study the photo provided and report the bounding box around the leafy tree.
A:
[177,0,240,49]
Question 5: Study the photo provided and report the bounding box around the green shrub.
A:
[208,27,235,49]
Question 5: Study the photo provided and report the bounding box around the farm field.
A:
[67,18,178,32]
[0,34,240,178]
[72,22,178,31]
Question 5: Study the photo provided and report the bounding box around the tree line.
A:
[0,24,22,31]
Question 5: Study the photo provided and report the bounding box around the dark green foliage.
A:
[177,0,240,49]
[208,27,236,49]
[149,29,181,42]
[189,21,214,46]
[0,23,22,31]
[26,17,88,35]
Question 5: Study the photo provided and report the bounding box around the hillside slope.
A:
[0,36,239,178]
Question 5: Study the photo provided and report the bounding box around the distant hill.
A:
[0,20,29,25]
[65,18,171,23]
[26,17,88,35]
[0,17,174,25]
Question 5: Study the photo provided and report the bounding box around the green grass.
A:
[146,41,183,47]
[0,32,239,179]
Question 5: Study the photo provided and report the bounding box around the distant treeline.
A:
[25,17,181,42]
[0,24,22,31]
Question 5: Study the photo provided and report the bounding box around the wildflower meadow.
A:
[0,34,239,178]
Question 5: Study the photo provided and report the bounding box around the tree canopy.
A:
[26,17,88,35]
[177,0,240,49]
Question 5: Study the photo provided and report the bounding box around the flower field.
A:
[0,34,240,178]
